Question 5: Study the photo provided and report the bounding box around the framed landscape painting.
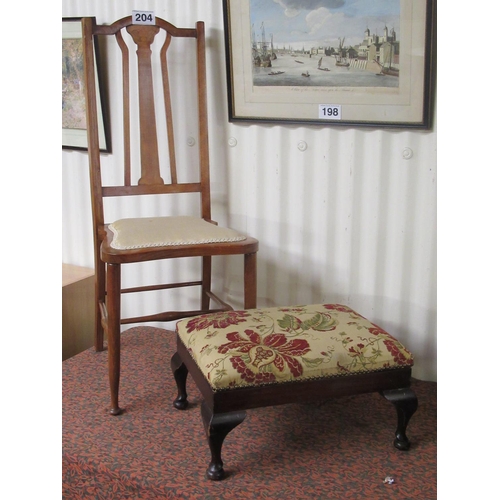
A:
[223,0,435,128]
[62,17,110,151]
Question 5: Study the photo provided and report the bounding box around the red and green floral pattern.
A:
[176,304,414,390]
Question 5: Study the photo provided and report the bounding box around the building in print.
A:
[356,26,398,65]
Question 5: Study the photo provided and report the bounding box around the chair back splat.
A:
[82,16,258,416]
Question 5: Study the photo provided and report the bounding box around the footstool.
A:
[171,303,418,480]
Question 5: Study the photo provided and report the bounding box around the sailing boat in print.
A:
[379,42,399,76]
[335,38,350,67]
[317,56,330,71]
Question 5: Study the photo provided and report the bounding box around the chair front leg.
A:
[107,262,122,415]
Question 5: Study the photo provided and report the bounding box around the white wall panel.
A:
[62,0,437,381]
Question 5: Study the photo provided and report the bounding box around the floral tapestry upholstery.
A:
[176,304,414,391]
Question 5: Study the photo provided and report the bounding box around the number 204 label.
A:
[132,10,155,25]
[319,104,342,120]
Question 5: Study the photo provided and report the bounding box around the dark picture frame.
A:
[223,0,435,128]
[62,17,110,152]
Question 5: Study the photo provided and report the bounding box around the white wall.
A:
[62,0,437,381]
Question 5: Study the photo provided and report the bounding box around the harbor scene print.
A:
[250,0,400,88]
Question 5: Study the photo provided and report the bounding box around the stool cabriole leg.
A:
[382,387,418,450]
[171,352,189,410]
[201,401,246,480]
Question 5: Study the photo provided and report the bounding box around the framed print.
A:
[223,0,435,128]
[62,17,110,151]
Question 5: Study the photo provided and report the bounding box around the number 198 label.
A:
[319,104,341,120]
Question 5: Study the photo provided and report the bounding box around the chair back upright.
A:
[82,16,211,245]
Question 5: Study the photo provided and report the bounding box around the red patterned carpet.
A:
[63,327,437,499]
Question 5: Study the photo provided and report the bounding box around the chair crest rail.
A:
[93,16,198,38]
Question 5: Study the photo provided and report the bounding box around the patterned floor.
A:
[63,327,437,499]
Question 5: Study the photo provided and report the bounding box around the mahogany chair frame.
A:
[82,16,258,415]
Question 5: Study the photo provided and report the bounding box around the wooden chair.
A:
[81,16,258,415]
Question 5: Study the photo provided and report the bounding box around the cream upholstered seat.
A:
[109,217,247,250]
[176,303,414,391]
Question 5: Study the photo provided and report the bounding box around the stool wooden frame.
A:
[171,338,418,480]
